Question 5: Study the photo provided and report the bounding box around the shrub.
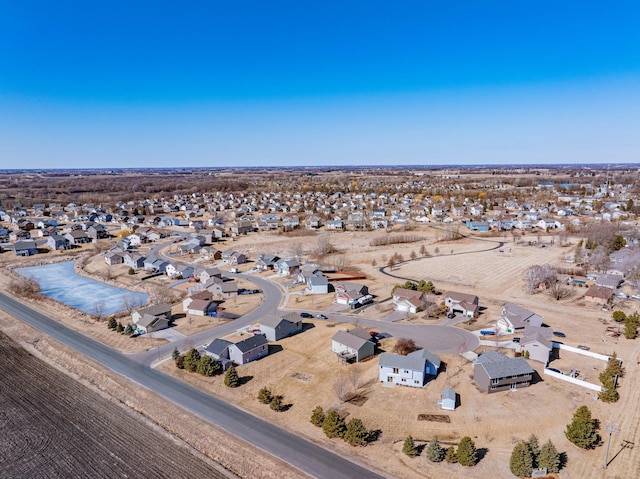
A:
[269,395,285,412]
[124,324,134,336]
[258,387,273,404]
[425,438,445,462]
[402,435,418,457]
[107,317,117,330]
[127,267,135,275]
[224,365,240,388]
[310,406,325,427]
[322,409,346,439]
[175,355,185,369]
[510,441,533,478]
[538,440,561,473]
[115,322,124,334]
[172,347,180,361]
[197,355,221,376]
[444,446,457,463]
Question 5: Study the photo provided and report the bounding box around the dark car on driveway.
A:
[300,312,313,318]
[553,331,566,338]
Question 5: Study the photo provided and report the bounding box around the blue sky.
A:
[1,1,639,168]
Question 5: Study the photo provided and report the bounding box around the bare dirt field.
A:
[0,330,233,479]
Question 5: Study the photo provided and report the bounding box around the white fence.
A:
[555,343,611,362]
[543,369,603,392]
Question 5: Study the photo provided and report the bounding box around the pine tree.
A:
[537,439,561,473]
[605,352,625,378]
[124,324,134,336]
[444,446,457,464]
[525,434,540,467]
[197,355,221,376]
[322,409,346,439]
[624,312,639,339]
[172,347,180,361]
[344,418,368,446]
[425,438,445,462]
[310,406,325,427]
[565,405,599,449]
[224,365,240,388]
[115,322,124,333]
[269,395,284,412]
[456,436,478,467]
[258,387,273,404]
[402,435,418,457]
[175,354,185,369]
[107,317,117,330]
[183,348,201,372]
[510,441,533,478]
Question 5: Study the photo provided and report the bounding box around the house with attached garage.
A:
[520,326,555,364]
[228,334,269,365]
[260,312,303,342]
[131,304,172,325]
[47,234,71,251]
[123,252,146,269]
[134,313,170,334]
[184,298,217,317]
[202,338,234,371]
[275,259,300,276]
[194,267,222,284]
[392,288,429,314]
[14,240,37,256]
[305,271,329,295]
[208,280,238,298]
[331,327,375,362]
[584,284,614,305]
[222,250,247,265]
[335,282,369,305]
[444,291,479,318]
[378,348,441,388]
[497,303,543,333]
[473,350,535,394]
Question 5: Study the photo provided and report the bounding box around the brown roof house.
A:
[132,304,172,327]
[392,288,429,314]
[473,351,534,394]
[444,291,479,318]
[584,285,614,305]
[331,327,375,362]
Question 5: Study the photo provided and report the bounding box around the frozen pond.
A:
[16,261,148,316]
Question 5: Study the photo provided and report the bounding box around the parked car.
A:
[553,331,566,338]
[547,368,562,374]
[480,330,495,336]
[447,312,455,319]
[300,312,313,318]
[616,292,629,299]
[631,294,640,300]
[315,314,328,319]
[229,268,239,273]
[512,337,520,343]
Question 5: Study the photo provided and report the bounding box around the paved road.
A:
[0,291,386,479]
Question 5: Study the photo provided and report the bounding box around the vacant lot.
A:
[0,331,232,479]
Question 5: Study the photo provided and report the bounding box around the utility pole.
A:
[604,422,620,469]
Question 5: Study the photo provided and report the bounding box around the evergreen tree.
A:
[124,324,134,336]
[598,377,620,403]
[425,438,445,462]
[172,347,180,361]
[224,365,240,388]
[605,352,625,378]
[197,355,221,376]
[269,395,284,412]
[565,405,599,449]
[310,406,325,427]
[322,409,346,439]
[444,446,457,463]
[510,441,533,478]
[456,436,478,467]
[258,387,273,404]
[107,317,117,330]
[175,354,185,369]
[612,310,627,323]
[402,435,418,457]
[537,439,561,473]
[115,322,124,333]
[525,434,540,467]
[624,312,639,339]
[183,348,201,372]
[344,418,368,446]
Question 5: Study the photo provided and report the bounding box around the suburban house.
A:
[275,259,300,276]
[378,348,441,388]
[195,267,223,284]
[392,288,428,313]
[131,304,172,325]
[203,338,234,371]
[590,272,624,290]
[143,258,169,273]
[497,303,544,333]
[123,252,146,269]
[335,282,369,305]
[105,251,124,265]
[228,334,269,365]
[437,388,457,410]
[584,285,614,305]
[305,271,329,295]
[520,326,555,364]
[255,253,280,271]
[222,250,247,265]
[260,312,303,341]
[209,281,238,298]
[47,234,70,251]
[182,290,214,309]
[134,313,170,334]
[184,298,217,317]
[331,327,375,362]
[64,230,91,245]
[14,240,37,256]
[444,291,479,318]
[473,350,535,394]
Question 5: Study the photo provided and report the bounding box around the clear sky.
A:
[1,1,639,169]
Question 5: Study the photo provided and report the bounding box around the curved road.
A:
[0,291,385,479]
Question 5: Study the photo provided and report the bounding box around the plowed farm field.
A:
[0,331,230,479]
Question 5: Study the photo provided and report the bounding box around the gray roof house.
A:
[473,350,535,394]
[305,272,329,295]
[203,338,234,371]
[134,313,170,334]
[331,328,375,362]
[444,291,479,318]
[260,312,303,342]
[14,239,37,256]
[228,334,269,365]
[497,303,543,333]
[47,234,70,251]
[131,304,172,325]
[521,326,555,364]
[378,348,441,388]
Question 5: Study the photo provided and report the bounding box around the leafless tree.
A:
[334,373,354,403]
[410,250,417,260]
[623,252,640,280]
[419,244,427,256]
[92,300,106,321]
[349,364,361,391]
[289,241,305,262]
[393,338,418,355]
[523,264,556,294]
[122,293,145,313]
[549,281,571,301]
[149,285,174,305]
[589,245,610,272]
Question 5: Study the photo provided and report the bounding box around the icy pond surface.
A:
[16,261,148,315]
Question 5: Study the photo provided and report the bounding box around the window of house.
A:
[491,378,499,384]
[401,378,406,382]
[414,380,419,384]
[393,368,399,374]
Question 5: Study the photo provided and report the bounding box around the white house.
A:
[378,349,441,388]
